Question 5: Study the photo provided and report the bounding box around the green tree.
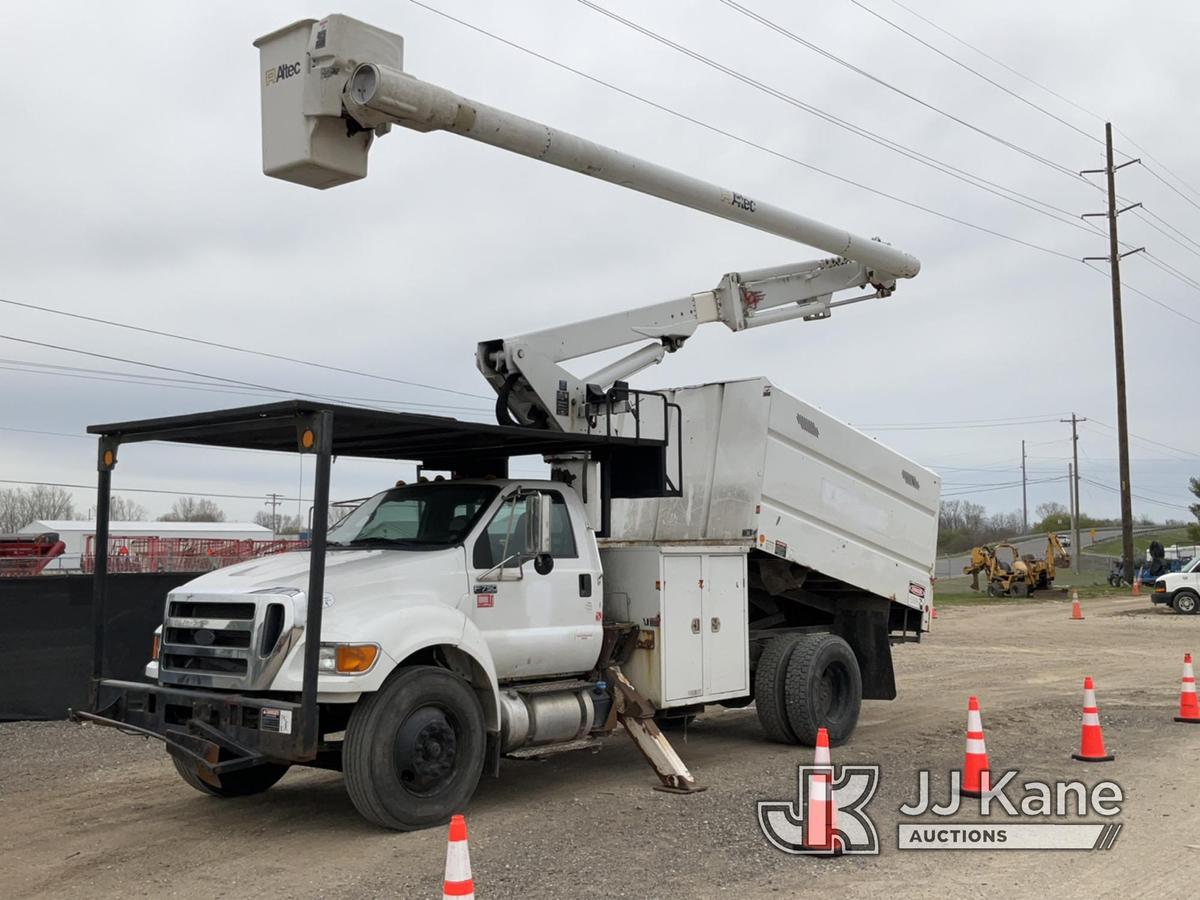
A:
[1188,477,1200,544]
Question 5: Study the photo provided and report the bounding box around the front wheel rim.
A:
[393,705,460,797]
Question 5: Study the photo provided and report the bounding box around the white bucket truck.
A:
[74,14,938,831]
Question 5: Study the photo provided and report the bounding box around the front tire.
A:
[783,633,862,746]
[1174,591,1199,615]
[169,750,289,798]
[344,666,486,831]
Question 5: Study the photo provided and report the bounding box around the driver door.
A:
[467,489,600,680]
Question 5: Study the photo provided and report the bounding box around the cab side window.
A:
[472,491,577,569]
[549,494,576,558]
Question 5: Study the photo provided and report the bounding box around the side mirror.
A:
[527,494,554,575]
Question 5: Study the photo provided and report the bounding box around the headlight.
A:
[1155,582,1166,592]
[318,642,380,674]
[151,625,162,661]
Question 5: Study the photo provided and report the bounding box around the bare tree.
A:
[158,497,226,523]
[1035,501,1067,522]
[109,495,148,522]
[938,501,1030,554]
[0,485,77,533]
[254,510,303,534]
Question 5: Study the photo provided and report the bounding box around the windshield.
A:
[1186,556,1200,574]
[327,483,499,549]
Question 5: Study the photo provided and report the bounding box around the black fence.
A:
[0,573,193,720]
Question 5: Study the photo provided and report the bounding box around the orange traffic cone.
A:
[931,605,938,620]
[1175,653,1200,724]
[1072,677,1115,762]
[804,727,840,854]
[1070,590,1084,621]
[442,814,474,900]
[960,696,990,798]
[1132,574,1141,597]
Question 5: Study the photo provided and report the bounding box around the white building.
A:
[19,520,272,572]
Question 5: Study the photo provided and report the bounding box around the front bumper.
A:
[1151,587,1174,606]
[71,679,311,773]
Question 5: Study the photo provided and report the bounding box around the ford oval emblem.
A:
[193,628,215,646]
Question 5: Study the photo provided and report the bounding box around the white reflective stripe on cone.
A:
[1082,712,1100,726]
[966,739,987,754]
[444,841,472,882]
[967,710,983,731]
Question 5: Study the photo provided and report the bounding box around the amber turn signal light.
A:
[335,644,379,673]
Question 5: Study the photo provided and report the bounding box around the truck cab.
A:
[1152,555,1200,614]
[150,479,603,699]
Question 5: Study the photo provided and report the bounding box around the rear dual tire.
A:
[755,633,862,746]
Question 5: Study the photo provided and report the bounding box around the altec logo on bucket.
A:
[758,765,1124,854]
[265,61,302,87]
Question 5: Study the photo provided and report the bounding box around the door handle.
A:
[691,617,701,634]
[711,617,721,632]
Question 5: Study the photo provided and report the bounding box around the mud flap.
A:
[833,601,896,701]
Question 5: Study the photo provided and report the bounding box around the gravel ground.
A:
[2,592,1198,899]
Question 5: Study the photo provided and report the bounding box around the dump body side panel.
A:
[606,378,939,614]
[608,380,768,541]
[757,388,940,611]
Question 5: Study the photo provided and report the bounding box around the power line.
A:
[571,0,1102,232]
[1140,208,1200,253]
[848,1,1107,168]
[409,1,1082,262]
[1085,417,1200,460]
[854,413,1067,429]
[0,333,492,415]
[0,356,489,415]
[1082,262,1200,329]
[1140,163,1200,216]
[1142,252,1200,295]
[873,0,1200,208]
[717,0,1093,178]
[0,331,338,399]
[0,423,414,465]
[0,478,311,504]
[1080,476,1192,512]
[0,296,491,401]
[879,0,1104,125]
[1130,211,1200,263]
[940,475,1066,498]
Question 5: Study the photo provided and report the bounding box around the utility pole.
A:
[1021,439,1028,534]
[1068,463,1075,551]
[1061,414,1086,573]
[265,492,285,537]
[1082,123,1143,585]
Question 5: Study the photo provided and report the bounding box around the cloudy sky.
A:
[2,0,1198,528]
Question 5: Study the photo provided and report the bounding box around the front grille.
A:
[162,653,248,675]
[165,626,252,648]
[168,600,255,620]
[159,594,293,689]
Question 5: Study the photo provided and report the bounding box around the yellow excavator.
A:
[963,534,1071,597]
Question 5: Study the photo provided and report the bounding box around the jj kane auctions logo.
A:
[758,765,1124,854]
